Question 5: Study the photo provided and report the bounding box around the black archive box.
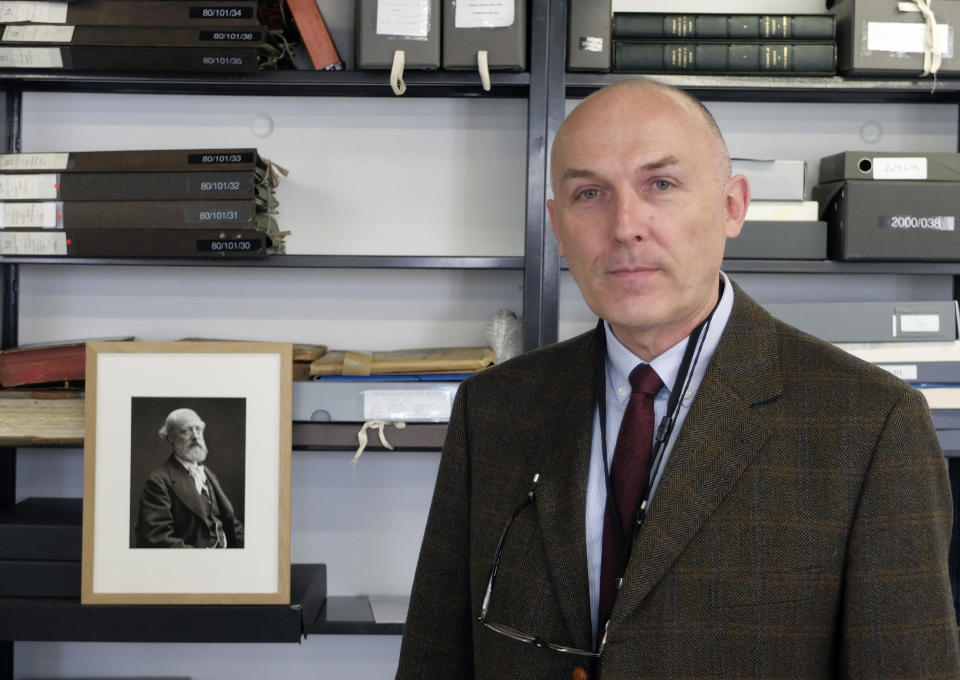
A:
[812,180,960,260]
[829,0,960,76]
[0,497,81,561]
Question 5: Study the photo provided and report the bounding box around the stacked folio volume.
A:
[0,0,286,73]
[0,148,287,258]
[610,12,837,75]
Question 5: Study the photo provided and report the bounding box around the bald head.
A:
[551,79,731,196]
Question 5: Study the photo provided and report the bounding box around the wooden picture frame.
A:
[81,341,292,605]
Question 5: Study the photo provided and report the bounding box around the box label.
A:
[877,363,918,381]
[376,0,430,37]
[0,46,62,67]
[579,36,604,53]
[0,153,69,171]
[0,2,68,23]
[873,156,927,180]
[878,214,956,231]
[455,0,514,29]
[0,174,58,199]
[866,22,954,58]
[0,231,66,255]
[363,389,453,421]
[900,313,941,334]
[0,201,57,228]
[2,24,74,42]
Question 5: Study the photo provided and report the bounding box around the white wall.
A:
[11,1,960,679]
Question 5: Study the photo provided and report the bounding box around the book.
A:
[612,13,836,40]
[0,389,84,444]
[0,341,90,387]
[0,44,267,73]
[743,200,819,221]
[286,0,344,70]
[613,40,837,74]
[0,227,280,257]
[0,23,267,47]
[309,347,495,377]
[0,0,262,27]
[0,171,265,201]
[0,199,273,229]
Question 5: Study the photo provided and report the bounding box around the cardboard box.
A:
[762,300,958,342]
[830,0,960,76]
[812,180,960,260]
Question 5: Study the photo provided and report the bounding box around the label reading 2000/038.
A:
[197,238,263,253]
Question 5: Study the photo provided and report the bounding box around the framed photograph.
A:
[81,341,293,605]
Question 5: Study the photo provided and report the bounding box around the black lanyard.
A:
[593,301,717,580]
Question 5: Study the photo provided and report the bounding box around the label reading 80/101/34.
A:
[188,6,254,19]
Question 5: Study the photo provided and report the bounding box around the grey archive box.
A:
[812,180,960,260]
[567,0,611,71]
[355,0,441,69]
[724,220,826,259]
[829,0,960,75]
[442,0,526,70]
[819,151,960,183]
[761,300,958,343]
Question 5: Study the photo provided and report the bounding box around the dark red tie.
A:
[597,363,663,640]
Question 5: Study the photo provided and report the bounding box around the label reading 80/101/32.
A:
[199,180,242,192]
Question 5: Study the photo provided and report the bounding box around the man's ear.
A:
[723,174,750,239]
[546,198,565,257]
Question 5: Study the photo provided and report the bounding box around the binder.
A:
[0,227,276,257]
[567,0,611,72]
[819,151,960,183]
[442,0,526,70]
[762,300,959,343]
[355,0,441,69]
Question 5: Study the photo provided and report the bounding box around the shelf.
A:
[565,73,960,103]
[0,255,525,270]
[0,70,530,98]
[0,563,327,643]
[306,596,404,636]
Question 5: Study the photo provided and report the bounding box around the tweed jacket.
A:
[397,286,960,680]
[136,455,244,549]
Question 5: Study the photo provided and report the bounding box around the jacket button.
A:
[572,666,588,680]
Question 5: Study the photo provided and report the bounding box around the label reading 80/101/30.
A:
[198,238,263,253]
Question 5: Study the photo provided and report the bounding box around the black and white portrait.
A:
[129,396,246,549]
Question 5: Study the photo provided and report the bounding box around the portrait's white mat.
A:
[81,342,292,605]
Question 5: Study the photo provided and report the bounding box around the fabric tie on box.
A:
[899,0,943,78]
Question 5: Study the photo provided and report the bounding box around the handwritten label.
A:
[877,364,918,381]
[0,201,58,228]
[0,1,68,23]
[377,0,430,37]
[2,24,74,42]
[0,231,66,255]
[0,174,58,199]
[900,313,941,334]
[0,46,62,68]
[363,389,454,421]
[0,153,69,171]
[873,156,927,180]
[866,22,954,57]
[455,0,514,29]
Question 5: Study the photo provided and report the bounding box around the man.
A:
[135,407,244,549]
[397,79,960,679]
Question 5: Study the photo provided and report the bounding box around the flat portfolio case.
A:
[1,0,263,27]
[762,300,959,343]
[813,180,960,260]
[819,151,960,183]
[830,0,960,75]
[0,228,274,257]
[355,0,441,69]
[442,0,526,70]
[0,148,268,173]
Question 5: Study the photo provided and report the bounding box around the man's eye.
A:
[653,179,673,191]
[577,188,599,200]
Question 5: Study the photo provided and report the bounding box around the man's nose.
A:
[610,190,649,243]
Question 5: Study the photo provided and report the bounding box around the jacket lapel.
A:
[165,456,208,519]
[534,331,597,650]
[612,288,783,622]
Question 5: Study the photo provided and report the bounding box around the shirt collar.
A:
[604,272,734,405]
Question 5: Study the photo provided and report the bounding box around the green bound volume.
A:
[612,13,835,40]
[613,41,836,74]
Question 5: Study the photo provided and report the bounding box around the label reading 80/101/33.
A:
[198,238,263,253]
[187,152,255,165]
